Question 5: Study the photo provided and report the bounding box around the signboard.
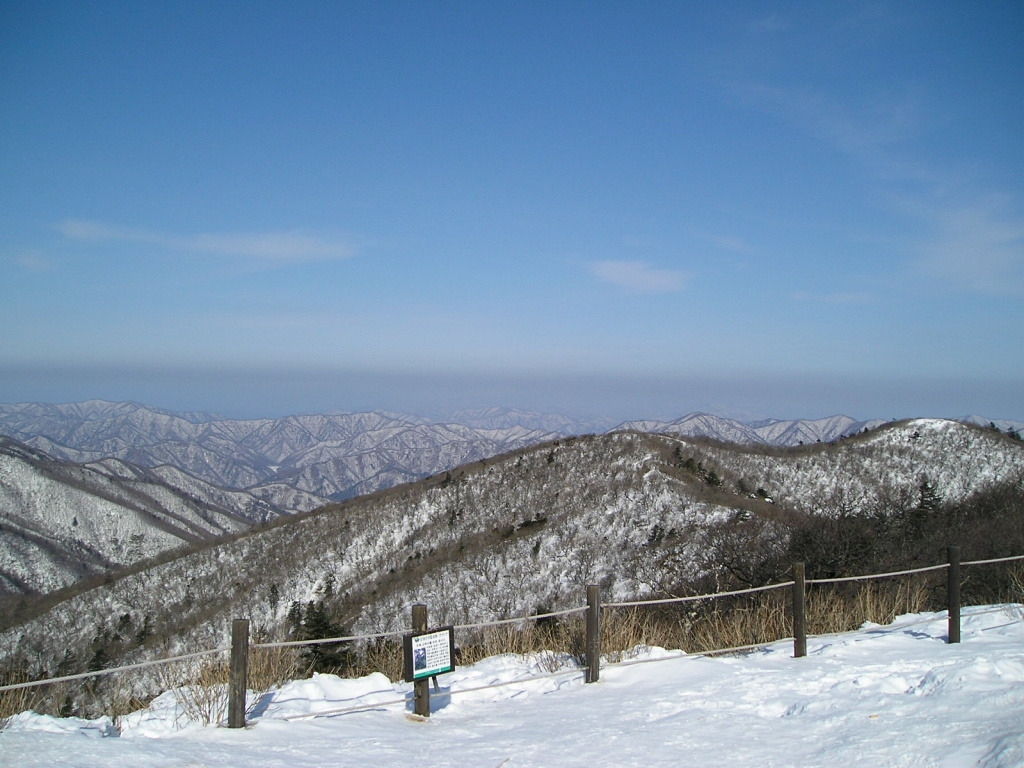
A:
[403,626,455,682]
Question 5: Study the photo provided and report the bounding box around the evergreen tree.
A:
[917,478,943,514]
[286,601,304,634]
[902,476,943,542]
[135,615,153,644]
[267,583,280,614]
[300,600,351,672]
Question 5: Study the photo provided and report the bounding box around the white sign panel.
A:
[405,627,455,681]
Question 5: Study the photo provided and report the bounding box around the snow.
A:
[4,606,1024,767]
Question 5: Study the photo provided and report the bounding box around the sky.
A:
[2,1,1022,422]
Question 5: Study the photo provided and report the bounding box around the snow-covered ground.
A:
[4,606,1024,767]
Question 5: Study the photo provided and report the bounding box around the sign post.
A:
[228,618,249,728]
[404,603,455,718]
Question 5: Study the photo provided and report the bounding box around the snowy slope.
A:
[686,418,1024,516]
[1,432,722,663]
[3,605,1024,767]
[0,438,325,595]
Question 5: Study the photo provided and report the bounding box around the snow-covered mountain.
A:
[676,417,1024,516]
[2,402,1018,509]
[0,401,568,501]
[0,436,328,595]
[619,411,888,445]
[3,418,1022,693]
[2,401,1020,602]
[960,414,1024,435]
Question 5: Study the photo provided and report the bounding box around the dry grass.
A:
[806,579,931,636]
[323,621,588,683]
[325,580,934,685]
[157,660,230,727]
[456,618,585,672]
[248,643,306,694]
[0,664,51,726]
[155,642,305,727]
[685,597,791,653]
[0,665,146,729]
[595,578,934,661]
[1004,567,1024,602]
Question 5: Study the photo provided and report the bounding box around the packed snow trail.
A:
[4,606,1024,767]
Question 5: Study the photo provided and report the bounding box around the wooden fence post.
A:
[585,585,601,683]
[412,603,430,716]
[228,618,249,728]
[948,546,961,644]
[792,563,807,658]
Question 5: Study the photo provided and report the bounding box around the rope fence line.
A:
[598,604,1024,677]
[254,629,405,651]
[0,647,227,694]
[963,554,1024,567]
[5,550,1024,700]
[253,607,591,651]
[605,637,792,671]
[806,563,949,585]
[278,696,409,721]
[794,603,1024,649]
[285,601,1006,726]
[453,606,588,631]
[465,604,1024,698]
[603,580,795,609]
[431,667,586,700]
[960,604,1024,621]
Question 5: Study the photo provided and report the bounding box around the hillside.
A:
[681,418,1024,515]
[0,437,327,595]
[2,418,1022,694]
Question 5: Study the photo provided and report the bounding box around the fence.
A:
[3,546,1024,727]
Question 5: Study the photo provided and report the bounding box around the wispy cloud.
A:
[750,12,788,34]
[9,252,56,272]
[915,197,1024,296]
[589,260,689,294]
[791,290,875,305]
[57,219,354,263]
[739,82,921,158]
[735,76,1023,297]
[692,230,758,255]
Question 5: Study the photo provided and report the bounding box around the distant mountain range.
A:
[6,401,1018,506]
[1,400,1020,597]
[620,412,887,444]
[0,401,573,502]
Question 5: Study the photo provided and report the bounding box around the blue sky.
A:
[2,1,1022,422]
